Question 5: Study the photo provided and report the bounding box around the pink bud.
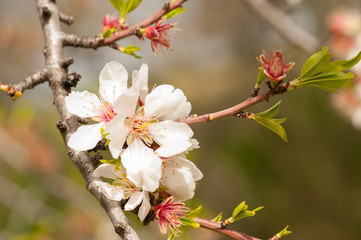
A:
[258,49,294,82]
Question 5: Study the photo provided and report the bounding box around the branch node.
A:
[78,117,88,124]
[60,57,74,68]
[41,6,51,18]
[64,71,81,88]
[56,120,67,132]
[163,2,170,11]
[250,88,260,98]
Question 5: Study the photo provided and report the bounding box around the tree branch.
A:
[195,217,262,240]
[242,0,320,54]
[35,0,140,239]
[62,0,188,49]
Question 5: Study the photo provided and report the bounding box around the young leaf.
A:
[163,7,185,19]
[184,206,202,220]
[211,212,223,222]
[231,201,263,222]
[121,0,142,18]
[179,218,200,228]
[109,0,125,11]
[99,159,118,165]
[298,72,355,93]
[329,51,361,70]
[253,116,287,142]
[299,46,332,79]
[118,45,142,59]
[271,226,292,240]
[256,100,282,118]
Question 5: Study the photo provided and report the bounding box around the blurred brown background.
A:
[1,0,361,239]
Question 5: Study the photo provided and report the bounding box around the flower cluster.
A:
[65,62,202,227]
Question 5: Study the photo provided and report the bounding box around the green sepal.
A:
[102,27,116,38]
[253,116,287,142]
[211,212,223,222]
[184,206,202,220]
[162,7,185,19]
[299,46,332,79]
[231,201,263,222]
[118,45,142,58]
[256,100,281,118]
[256,68,266,88]
[167,231,177,240]
[100,127,110,146]
[153,186,169,194]
[179,218,200,229]
[99,159,122,169]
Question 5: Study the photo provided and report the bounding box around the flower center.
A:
[92,93,117,123]
[124,106,159,146]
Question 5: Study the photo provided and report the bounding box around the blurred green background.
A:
[1,0,361,239]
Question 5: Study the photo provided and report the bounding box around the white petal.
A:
[144,84,191,120]
[122,138,162,192]
[138,191,150,221]
[93,164,124,179]
[131,63,148,103]
[65,91,101,118]
[174,156,203,181]
[99,61,128,103]
[124,191,143,211]
[149,120,193,157]
[104,115,129,159]
[98,181,124,201]
[68,123,103,151]
[113,88,138,117]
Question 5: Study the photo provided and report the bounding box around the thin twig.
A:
[195,217,262,240]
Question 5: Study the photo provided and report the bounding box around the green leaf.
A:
[329,51,361,70]
[231,202,263,222]
[211,212,223,222]
[184,206,202,220]
[167,231,177,240]
[256,68,266,87]
[298,72,355,93]
[100,127,111,146]
[179,218,200,228]
[253,116,288,142]
[118,45,142,58]
[163,7,185,19]
[272,226,292,239]
[121,0,142,18]
[256,100,282,118]
[109,0,125,11]
[300,46,332,79]
[99,159,118,164]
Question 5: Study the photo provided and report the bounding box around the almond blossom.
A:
[65,62,129,151]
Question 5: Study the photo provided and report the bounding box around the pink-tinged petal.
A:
[144,84,191,121]
[131,63,149,103]
[68,123,103,151]
[124,191,143,211]
[99,61,129,103]
[149,120,193,157]
[104,115,128,159]
[113,89,138,117]
[93,163,124,179]
[65,91,101,118]
[122,138,162,192]
[97,180,125,201]
[138,191,151,221]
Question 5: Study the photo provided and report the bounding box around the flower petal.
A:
[113,88,138,117]
[65,91,101,118]
[138,191,151,221]
[144,84,191,120]
[68,123,103,151]
[104,115,128,159]
[97,180,125,201]
[124,191,143,211]
[93,163,124,179]
[122,138,162,192]
[99,61,129,104]
[131,63,148,103]
[149,120,193,157]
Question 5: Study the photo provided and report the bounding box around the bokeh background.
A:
[1,0,361,239]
